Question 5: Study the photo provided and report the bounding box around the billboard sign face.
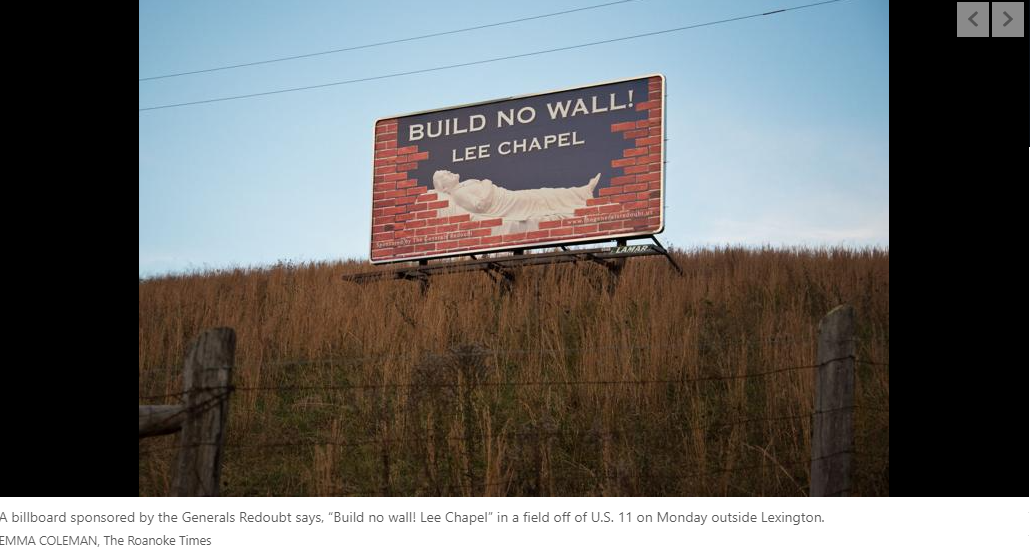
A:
[370,74,664,264]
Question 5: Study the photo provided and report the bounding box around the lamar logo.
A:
[610,245,652,254]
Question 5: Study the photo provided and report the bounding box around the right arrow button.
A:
[992,3,1024,37]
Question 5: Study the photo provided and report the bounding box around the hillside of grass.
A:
[139,247,889,496]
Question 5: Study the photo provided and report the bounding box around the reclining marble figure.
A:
[431,170,601,221]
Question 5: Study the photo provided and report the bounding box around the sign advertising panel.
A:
[370,74,664,264]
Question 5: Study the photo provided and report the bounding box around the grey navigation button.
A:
[958,2,989,37]
[992,2,1025,37]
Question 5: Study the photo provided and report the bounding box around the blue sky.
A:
[139,0,889,277]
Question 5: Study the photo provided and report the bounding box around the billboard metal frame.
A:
[343,235,683,289]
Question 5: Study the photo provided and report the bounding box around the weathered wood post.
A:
[810,305,855,496]
[171,327,235,497]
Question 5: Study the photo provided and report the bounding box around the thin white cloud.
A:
[700,208,889,247]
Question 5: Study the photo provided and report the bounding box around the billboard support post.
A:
[650,235,683,276]
[342,236,683,289]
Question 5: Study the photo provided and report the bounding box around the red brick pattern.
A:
[372,119,500,262]
[369,76,663,263]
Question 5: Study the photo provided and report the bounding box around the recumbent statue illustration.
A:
[431,170,601,227]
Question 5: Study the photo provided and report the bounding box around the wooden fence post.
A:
[810,305,855,497]
[171,327,235,497]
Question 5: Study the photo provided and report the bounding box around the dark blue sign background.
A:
[395,77,652,193]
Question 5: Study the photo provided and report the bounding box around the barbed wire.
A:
[140,356,866,400]
[141,352,890,401]
[140,332,887,494]
[139,404,878,455]
[547,449,853,485]
[138,388,235,441]
[251,449,857,496]
[138,334,824,376]
[140,399,885,496]
[139,385,239,402]
[142,351,888,404]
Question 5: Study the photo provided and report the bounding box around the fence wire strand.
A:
[140,355,880,401]
[140,342,887,495]
[138,335,818,377]
[139,404,877,456]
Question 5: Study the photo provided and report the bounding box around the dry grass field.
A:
[139,246,889,496]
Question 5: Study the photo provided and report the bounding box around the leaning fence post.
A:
[172,327,235,496]
[810,305,855,497]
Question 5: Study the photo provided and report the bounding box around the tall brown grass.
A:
[139,247,889,496]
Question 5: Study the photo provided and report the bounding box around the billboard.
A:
[370,74,664,264]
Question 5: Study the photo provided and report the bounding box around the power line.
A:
[138,0,847,112]
[139,1,637,82]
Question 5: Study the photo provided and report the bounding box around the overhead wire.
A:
[139,1,847,112]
